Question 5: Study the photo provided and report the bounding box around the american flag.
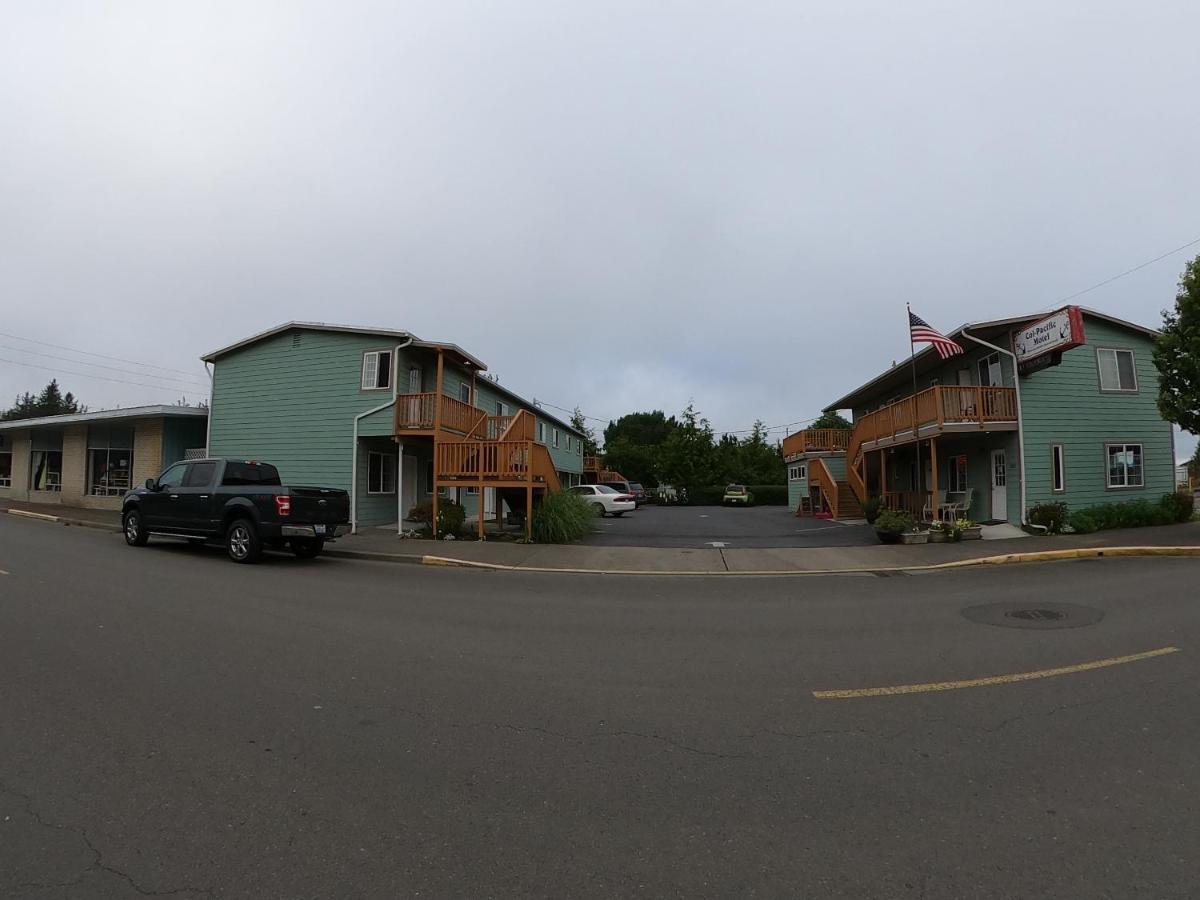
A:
[909,310,964,359]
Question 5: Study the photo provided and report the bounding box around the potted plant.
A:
[928,520,950,543]
[899,523,930,544]
[874,508,913,544]
[956,517,982,540]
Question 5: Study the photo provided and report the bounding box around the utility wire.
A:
[1053,235,1200,304]
[0,356,210,397]
[0,343,210,389]
[0,329,210,379]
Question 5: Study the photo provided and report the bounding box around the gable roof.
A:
[824,306,1159,412]
[200,322,487,370]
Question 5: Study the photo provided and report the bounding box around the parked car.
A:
[626,482,648,506]
[571,484,635,517]
[121,458,350,563]
[722,484,754,506]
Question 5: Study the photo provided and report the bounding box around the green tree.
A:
[809,410,853,430]
[657,403,716,490]
[602,410,678,486]
[1,379,84,421]
[1155,255,1200,435]
[569,407,599,456]
[737,420,785,484]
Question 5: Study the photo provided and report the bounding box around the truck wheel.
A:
[123,509,149,547]
[226,518,262,564]
[290,538,325,559]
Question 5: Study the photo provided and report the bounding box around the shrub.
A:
[874,508,914,534]
[746,484,788,506]
[532,489,598,543]
[407,499,467,537]
[686,485,727,506]
[1028,501,1069,534]
[1161,491,1196,523]
[1064,496,1188,535]
[861,497,882,524]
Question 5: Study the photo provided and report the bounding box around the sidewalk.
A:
[5,498,1199,574]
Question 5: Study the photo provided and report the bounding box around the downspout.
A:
[351,337,413,534]
[203,361,214,454]
[960,329,1032,528]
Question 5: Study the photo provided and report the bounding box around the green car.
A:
[722,484,754,506]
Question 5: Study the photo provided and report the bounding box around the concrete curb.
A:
[323,547,425,565]
[420,546,1200,577]
[7,507,123,533]
[7,508,60,523]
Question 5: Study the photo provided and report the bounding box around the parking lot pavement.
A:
[582,503,878,549]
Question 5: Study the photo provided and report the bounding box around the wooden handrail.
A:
[436,440,534,479]
[808,456,839,516]
[781,428,851,457]
[394,392,437,431]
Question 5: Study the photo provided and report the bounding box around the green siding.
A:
[208,329,411,491]
[1020,319,1173,514]
[787,475,808,510]
[161,416,207,466]
[822,456,847,480]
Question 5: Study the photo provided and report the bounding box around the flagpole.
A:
[907,303,922,520]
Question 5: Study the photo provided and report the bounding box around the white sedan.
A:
[571,484,635,517]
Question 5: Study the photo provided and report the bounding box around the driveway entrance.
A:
[582,505,877,549]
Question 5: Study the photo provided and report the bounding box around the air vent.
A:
[291,333,302,349]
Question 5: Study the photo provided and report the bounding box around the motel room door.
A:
[990,449,1008,521]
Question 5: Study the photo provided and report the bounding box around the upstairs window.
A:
[361,350,392,390]
[1096,348,1137,392]
[537,422,545,442]
[789,464,806,480]
[459,382,471,402]
[552,428,560,448]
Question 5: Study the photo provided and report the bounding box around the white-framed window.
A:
[367,451,397,494]
[1051,444,1065,493]
[361,350,392,390]
[1106,443,1143,488]
[552,428,560,448]
[459,382,471,402]
[788,464,806,480]
[567,436,572,452]
[30,450,63,492]
[977,353,1002,387]
[465,486,480,495]
[1096,348,1138,392]
[947,455,967,493]
[537,422,545,442]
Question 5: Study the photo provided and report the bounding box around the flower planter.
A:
[928,530,950,543]
[899,530,930,545]
[960,526,982,541]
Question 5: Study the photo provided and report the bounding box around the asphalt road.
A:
[584,504,878,548]
[2,517,1199,899]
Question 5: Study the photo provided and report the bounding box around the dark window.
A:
[157,463,189,490]
[222,462,283,486]
[184,461,217,487]
[1052,445,1065,492]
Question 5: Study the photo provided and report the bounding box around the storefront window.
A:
[0,450,11,487]
[31,451,63,491]
[88,426,135,496]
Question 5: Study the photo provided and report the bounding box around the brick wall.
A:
[60,425,87,505]
[0,430,31,502]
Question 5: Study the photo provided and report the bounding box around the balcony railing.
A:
[394,392,487,435]
[782,428,851,457]
[854,385,1017,448]
[436,440,532,479]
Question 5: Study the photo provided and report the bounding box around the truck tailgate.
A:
[287,487,350,524]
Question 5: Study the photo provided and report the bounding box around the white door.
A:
[401,454,419,519]
[990,449,1008,521]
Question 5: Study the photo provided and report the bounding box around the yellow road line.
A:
[813,646,1181,699]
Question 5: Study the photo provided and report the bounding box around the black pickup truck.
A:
[121,458,349,563]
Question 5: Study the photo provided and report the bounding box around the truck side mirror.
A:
[145,478,158,491]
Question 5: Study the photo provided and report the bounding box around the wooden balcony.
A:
[782,428,850,458]
[853,385,1017,451]
[394,392,486,436]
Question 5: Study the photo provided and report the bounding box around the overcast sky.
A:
[2,2,1197,457]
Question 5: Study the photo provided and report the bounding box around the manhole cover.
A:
[962,602,1104,630]
[1006,608,1064,622]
